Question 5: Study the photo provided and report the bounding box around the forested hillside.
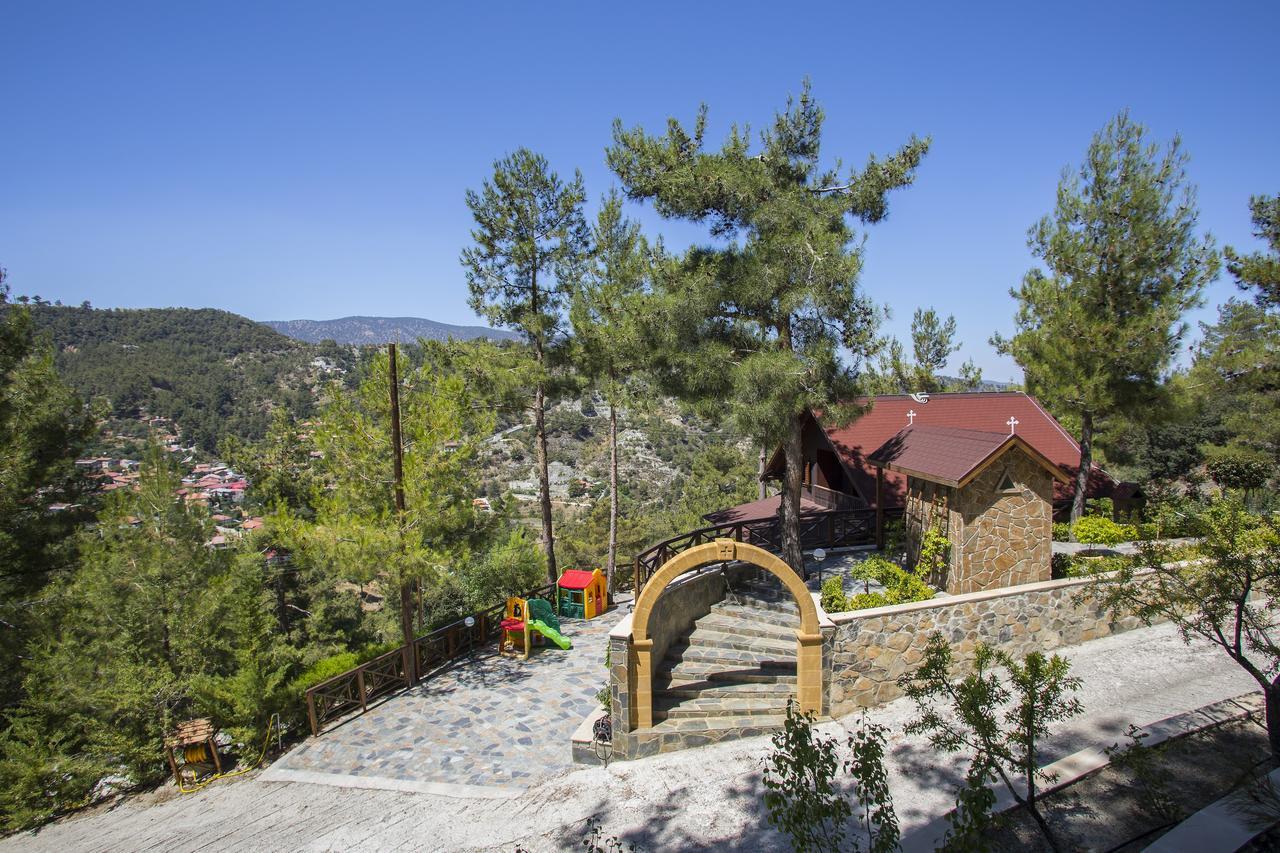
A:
[264,315,519,345]
[28,305,358,451]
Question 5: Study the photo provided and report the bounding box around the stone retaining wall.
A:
[826,566,1183,716]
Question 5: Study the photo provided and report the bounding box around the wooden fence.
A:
[305,581,558,736]
[632,506,904,592]
[306,506,904,736]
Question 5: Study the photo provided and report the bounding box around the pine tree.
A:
[461,150,590,581]
[869,307,961,394]
[569,191,652,591]
[1194,194,1280,473]
[0,269,96,711]
[993,112,1217,524]
[609,81,928,570]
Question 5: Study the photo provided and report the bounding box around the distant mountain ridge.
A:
[263,316,518,345]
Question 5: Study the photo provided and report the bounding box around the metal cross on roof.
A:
[1007,416,1020,435]
[907,409,917,425]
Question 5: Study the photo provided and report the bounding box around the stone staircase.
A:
[648,575,804,746]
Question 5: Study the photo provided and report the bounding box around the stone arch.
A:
[628,538,824,730]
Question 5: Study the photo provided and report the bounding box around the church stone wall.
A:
[952,449,1054,593]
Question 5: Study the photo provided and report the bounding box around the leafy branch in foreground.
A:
[761,702,898,853]
[1097,500,1280,758]
[899,634,1082,852]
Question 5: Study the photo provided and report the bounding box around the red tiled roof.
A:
[703,493,826,525]
[867,425,1071,488]
[800,393,1114,507]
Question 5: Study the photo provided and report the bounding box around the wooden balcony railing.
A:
[305,581,560,737]
[632,506,904,593]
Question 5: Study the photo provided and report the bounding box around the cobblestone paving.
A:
[270,609,622,793]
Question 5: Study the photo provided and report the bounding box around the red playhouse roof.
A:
[558,570,599,590]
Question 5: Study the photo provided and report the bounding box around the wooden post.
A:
[875,467,885,550]
[388,344,418,684]
[307,690,319,738]
[358,668,367,712]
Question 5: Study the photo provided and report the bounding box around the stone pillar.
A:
[632,637,654,729]
[796,630,824,714]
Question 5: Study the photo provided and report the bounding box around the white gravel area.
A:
[2,621,1258,853]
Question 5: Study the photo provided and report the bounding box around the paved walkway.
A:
[263,608,622,796]
[3,620,1259,852]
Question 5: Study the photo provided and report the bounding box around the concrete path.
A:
[264,610,621,797]
[3,620,1260,853]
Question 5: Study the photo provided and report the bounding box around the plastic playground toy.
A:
[558,568,608,620]
[499,595,571,659]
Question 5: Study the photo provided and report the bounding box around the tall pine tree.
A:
[570,191,652,590]
[461,150,590,581]
[994,112,1217,524]
[609,81,928,571]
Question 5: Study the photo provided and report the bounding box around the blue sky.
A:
[2,2,1277,381]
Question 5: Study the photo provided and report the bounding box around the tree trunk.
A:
[606,396,619,593]
[1267,676,1280,760]
[534,377,557,583]
[780,413,806,575]
[758,444,767,501]
[1070,410,1094,528]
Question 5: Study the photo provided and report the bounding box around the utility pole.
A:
[388,343,417,683]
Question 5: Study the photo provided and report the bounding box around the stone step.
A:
[658,657,797,682]
[683,629,795,656]
[723,591,800,615]
[710,602,801,629]
[694,612,797,642]
[654,695,792,720]
[662,643,796,670]
[645,714,789,740]
[657,680,796,700]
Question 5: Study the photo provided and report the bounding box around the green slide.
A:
[528,619,572,650]
[526,598,571,649]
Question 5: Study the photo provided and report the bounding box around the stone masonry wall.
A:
[951,448,1054,593]
[826,570,1166,717]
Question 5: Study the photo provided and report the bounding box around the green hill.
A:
[29,305,357,452]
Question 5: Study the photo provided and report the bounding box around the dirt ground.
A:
[989,715,1277,851]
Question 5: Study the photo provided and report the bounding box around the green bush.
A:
[820,576,849,612]
[1051,552,1073,579]
[1072,515,1129,547]
[855,555,899,587]
[917,527,951,577]
[1052,522,1072,541]
[1086,497,1114,518]
[1204,447,1272,492]
[849,592,890,610]
[885,572,934,605]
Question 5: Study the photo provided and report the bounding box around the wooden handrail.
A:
[305,581,562,736]
[630,506,903,593]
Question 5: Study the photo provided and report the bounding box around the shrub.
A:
[1052,522,1072,541]
[458,528,548,612]
[1051,552,1073,579]
[917,527,951,578]
[884,572,934,605]
[849,592,889,610]
[820,577,849,613]
[1086,497,1114,518]
[1204,447,1272,492]
[855,554,899,588]
[1072,515,1129,548]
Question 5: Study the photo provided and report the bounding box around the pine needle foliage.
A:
[993,111,1217,524]
[608,79,929,570]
